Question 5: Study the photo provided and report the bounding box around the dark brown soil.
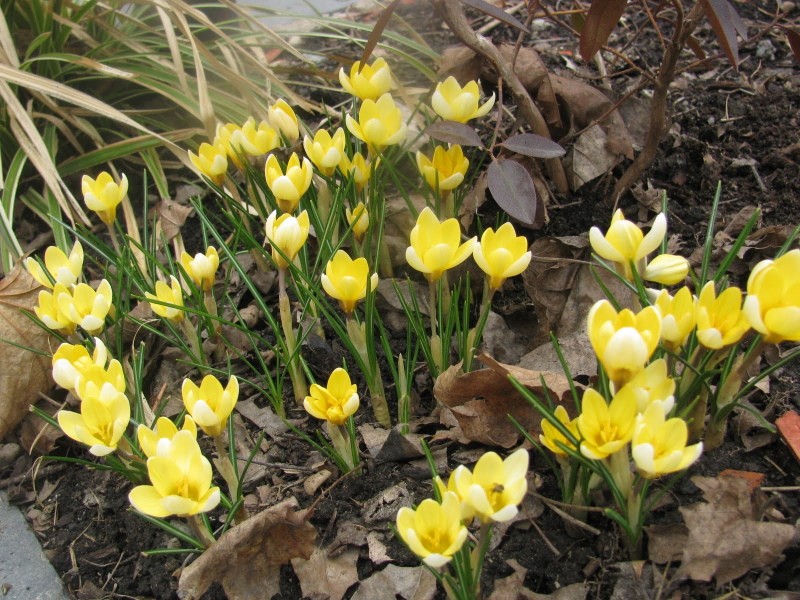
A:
[2,2,800,599]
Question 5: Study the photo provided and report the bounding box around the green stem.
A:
[189,514,216,548]
[279,268,308,404]
[347,317,390,427]
[326,421,355,471]
[463,281,494,373]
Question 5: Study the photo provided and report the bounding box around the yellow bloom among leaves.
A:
[129,430,220,518]
[539,405,580,456]
[416,145,469,192]
[182,374,239,438]
[339,58,393,101]
[589,210,666,282]
[643,253,690,286]
[473,222,532,290]
[57,382,130,456]
[338,152,375,192]
[654,287,696,351]
[188,142,228,185]
[321,250,378,314]
[695,282,750,349]
[632,404,702,478]
[146,276,184,322]
[82,171,128,225]
[345,93,407,150]
[577,388,637,460]
[437,448,529,523]
[615,358,675,416]
[230,117,281,158]
[406,207,476,282]
[345,202,369,242]
[52,338,109,391]
[587,300,661,388]
[180,246,219,291]
[395,491,468,568]
[137,416,197,459]
[304,368,360,426]
[264,153,313,213]
[57,279,114,335]
[25,240,83,289]
[743,249,800,343]
[265,210,310,269]
[431,76,495,123]
[268,98,300,143]
[303,128,346,177]
[35,284,77,334]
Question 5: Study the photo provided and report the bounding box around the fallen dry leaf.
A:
[645,522,689,565]
[156,197,194,242]
[292,546,359,600]
[433,355,571,448]
[351,564,436,600]
[490,559,587,599]
[0,267,55,440]
[776,410,800,464]
[178,497,316,600]
[679,475,796,585]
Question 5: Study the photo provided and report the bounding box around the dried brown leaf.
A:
[701,0,748,69]
[292,546,359,600]
[433,356,571,448]
[787,29,800,64]
[0,267,55,440]
[501,133,566,159]
[351,564,436,600]
[156,198,194,242]
[579,0,628,61]
[178,497,316,600]
[679,476,796,585]
[460,0,530,33]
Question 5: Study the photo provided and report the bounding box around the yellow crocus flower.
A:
[137,416,197,459]
[589,210,666,281]
[416,145,469,191]
[654,287,696,351]
[35,284,76,334]
[303,367,360,426]
[303,128,346,177]
[577,388,637,460]
[431,76,495,123]
[473,222,532,290]
[539,405,580,456]
[128,430,220,517]
[82,172,128,225]
[188,142,228,185]
[406,207,476,282]
[25,240,83,289]
[52,338,109,391]
[216,119,279,167]
[57,279,114,335]
[265,210,310,269]
[74,359,127,403]
[345,93,407,150]
[145,275,185,322]
[631,404,702,478]
[180,246,219,291]
[395,491,468,568]
[695,282,750,349]
[439,448,529,523]
[338,152,375,192]
[182,374,239,438]
[264,153,313,213]
[643,253,690,286]
[57,382,130,456]
[338,58,393,101]
[587,300,661,388]
[615,358,675,416]
[321,250,378,314]
[268,98,300,143]
[345,202,369,242]
[743,249,800,343]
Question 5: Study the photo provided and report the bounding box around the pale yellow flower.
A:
[182,374,239,438]
[265,210,310,269]
[339,58,393,100]
[539,405,580,456]
[145,276,185,322]
[268,98,300,142]
[587,300,661,387]
[321,250,378,314]
[416,145,469,191]
[188,142,228,185]
[431,76,495,123]
[128,430,220,517]
[52,338,109,391]
[57,279,114,335]
[57,382,130,456]
[345,202,369,242]
[35,284,76,334]
[82,172,128,225]
[338,152,375,192]
[473,222,532,290]
[743,249,800,343]
[396,492,468,568]
[406,207,476,282]
[264,153,313,213]
[632,404,702,478]
[303,128,346,177]
[137,416,197,459]
[304,368,360,426]
[654,287,696,351]
[615,358,675,416]
[577,388,637,460]
[345,93,407,150]
[180,246,219,291]
[589,210,666,282]
[695,282,750,349]
[643,253,690,286]
[25,240,83,289]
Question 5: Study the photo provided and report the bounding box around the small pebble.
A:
[0,443,22,469]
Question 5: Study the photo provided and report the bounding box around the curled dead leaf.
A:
[0,267,55,440]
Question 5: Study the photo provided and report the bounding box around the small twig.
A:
[529,515,561,556]
[762,486,800,492]
[540,496,603,536]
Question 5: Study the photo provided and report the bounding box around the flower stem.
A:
[278,268,308,404]
[326,421,355,471]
